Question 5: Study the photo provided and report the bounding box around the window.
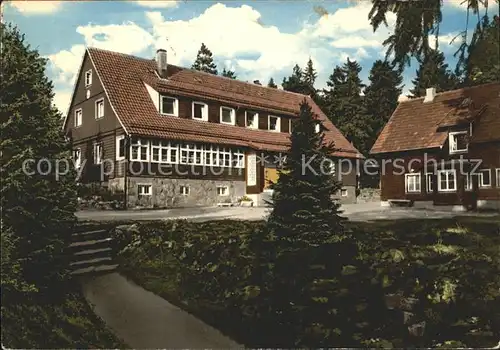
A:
[130,137,149,161]
[449,131,468,154]
[479,169,492,188]
[116,135,125,160]
[95,98,104,119]
[93,143,103,165]
[232,149,245,168]
[74,108,82,127]
[405,173,421,193]
[138,184,152,196]
[180,185,190,196]
[85,70,92,86]
[289,119,292,134]
[268,115,280,132]
[426,173,434,193]
[216,186,229,196]
[160,96,178,116]
[496,169,500,188]
[245,111,258,129]
[73,149,82,169]
[192,102,208,121]
[220,106,235,125]
[465,173,473,191]
[315,123,320,133]
[438,169,457,192]
[341,189,348,197]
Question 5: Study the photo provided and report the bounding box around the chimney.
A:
[253,80,261,85]
[156,49,168,78]
[423,87,436,103]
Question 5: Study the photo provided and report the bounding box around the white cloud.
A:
[447,0,499,11]
[47,45,85,86]
[6,0,63,15]
[428,32,462,51]
[53,90,73,114]
[135,0,179,9]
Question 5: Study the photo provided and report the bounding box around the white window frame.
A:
[465,173,473,191]
[116,135,125,161]
[180,185,190,196]
[341,189,348,197]
[245,111,259,129]
[289,119,292,134]
[93,142,103,165]
[478,169,492,188]
[268,115,281,132]
[74,108,82,127]
[315,123,320,133]
[449,131,468,154]
[85,70,92,86]
[138,184,152,196]
[73,148,82,169]
[95,98,104,119]
[220,106,236,125]
[160,96,179,116]
[426,172,434,193]
[437,169,457,192]
[192,101,208,121]
[216,186,229,196]
[496,169,500,188]
[218,147,232,167]
[130,138,149,162]
[405,173,421,193]
[232,149,245,168]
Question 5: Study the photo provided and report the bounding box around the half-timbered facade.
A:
[63,47,363,208]
[370,83,500,211]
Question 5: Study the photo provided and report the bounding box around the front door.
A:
[264,167,279,190]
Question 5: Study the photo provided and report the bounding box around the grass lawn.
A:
[114,216,500,348]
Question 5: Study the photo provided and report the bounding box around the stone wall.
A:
[124,177,246,208]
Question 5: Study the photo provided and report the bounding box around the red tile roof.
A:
[370,82,500,154]
[87,47,362,159]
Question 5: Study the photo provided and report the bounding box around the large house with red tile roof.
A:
[370,82,500,211]
[63,47,363,208]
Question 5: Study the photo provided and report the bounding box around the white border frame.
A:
[220,106,236,125]
[160,95,179,117]
[73,148,82,169]
[245,111,259,129]
[116,135,125,161]
[95,97,104,119]
[180,185,190,196]
[405,173,421,193]
[426,172,433,193]
[84,69,92,87]
[216,185,229,196]
[137,184,152,196]
[93,142,103,165]
[192,101,208,121]
[268,115,281,132]
[496,168,500,188]
[448,131,468,154]
[437,169,457,192]
[74,108,82,127]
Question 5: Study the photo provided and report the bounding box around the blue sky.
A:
[3,0,498,112]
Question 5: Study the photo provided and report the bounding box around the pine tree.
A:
[264,100,361,346]
[282,64,308,94]
[191,43,218,75]
[267,77,278,88]
[323,58,371,155]
[221,68,237,79]
[0,23,78,289]
[464,15,500,86]
[409,50,458,97]
[302,58,318,97]
[364,60,403,149]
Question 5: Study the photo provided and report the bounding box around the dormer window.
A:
[85,70,92,86]
[192,102,208,121]
[268,115,280,132]
[245,111,258,129]
[449,131,468,154]
[160,96,178,116]
[220,106,235,125]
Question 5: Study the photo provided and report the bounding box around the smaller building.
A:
[370,83,500,211]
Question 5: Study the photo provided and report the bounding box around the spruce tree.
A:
[191,43,218,75]
[409,50,458,97]
[264,100,361,346]
[302,58,318,97]
[364,60,403,149]
[0,23,78,289]
[323,58,371,155]
[267,77,278,88]
[464,15,500,86]
[282,64,308,94]
[221,68,237,79]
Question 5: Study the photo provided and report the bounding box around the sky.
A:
[3,0,498,114]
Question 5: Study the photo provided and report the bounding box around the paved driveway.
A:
[76,202,497,222]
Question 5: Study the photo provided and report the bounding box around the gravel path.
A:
[81,272,242,349]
